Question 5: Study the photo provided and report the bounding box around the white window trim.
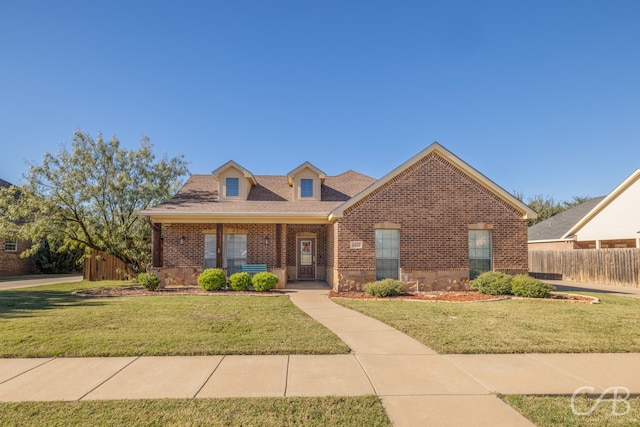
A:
[4,238,18,252]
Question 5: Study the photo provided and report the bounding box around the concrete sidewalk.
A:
[2,281,640,426]
[0,274,82,290]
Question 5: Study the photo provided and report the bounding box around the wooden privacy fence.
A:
[529,249,640,287]
[83,250,135,281]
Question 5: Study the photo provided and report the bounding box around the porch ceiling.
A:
[145,212,332,225]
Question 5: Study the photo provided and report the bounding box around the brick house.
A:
[140,143,536,291]
[0,178,37,276]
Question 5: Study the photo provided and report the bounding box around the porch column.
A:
[216,223,223,269]
[151,222,162,267]
[276,224,282,268]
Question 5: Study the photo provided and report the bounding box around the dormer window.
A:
[287,161,326,201]
[212,161,256,201]
[226,177,239,197]
[301,179,313,198]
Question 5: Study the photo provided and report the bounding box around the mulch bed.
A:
[74,286,284,297]
[328,290,504,302]
[75,286,599,303]
[329,290,599,303]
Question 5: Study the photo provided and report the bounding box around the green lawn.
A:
[0,396,392,427]
[0,281,349,357]
[502,395,640,427]
[332,294,640,353]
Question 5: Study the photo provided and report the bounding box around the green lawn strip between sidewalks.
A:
[0,281,349,357]
[502,395,640,427]
[332,294,640,353]
[0,396,392,427]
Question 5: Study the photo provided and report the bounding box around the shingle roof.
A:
[0,178,12,189]
[141,170,376,216]
[527,196,606,241]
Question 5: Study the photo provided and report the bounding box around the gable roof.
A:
[563,168,640,238]
[527,196,606,242]
[329,142,537,220]
[0,178,12,189]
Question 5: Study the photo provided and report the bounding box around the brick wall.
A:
[159,222,293,286]
[163,223,211,268]
[0,238,37,276]
[333,152,529,290]
[163,223,280,269]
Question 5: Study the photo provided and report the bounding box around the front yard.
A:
[4,280,640,426]
[0,281,349,357]
[333,293,640,353]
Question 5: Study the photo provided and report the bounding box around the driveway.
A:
[545,279,640,299]
[0,274,82,290]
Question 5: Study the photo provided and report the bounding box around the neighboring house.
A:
[528,197,606,250]
[140,143,536,291]
[528,169,640,250]
[0,178,37,276]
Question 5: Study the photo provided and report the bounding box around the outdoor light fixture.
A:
[179,236,185,245]
[264,236,270,245]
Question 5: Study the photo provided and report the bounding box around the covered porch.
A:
[148,221,330,288]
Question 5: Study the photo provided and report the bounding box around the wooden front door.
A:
[297,238,316,279]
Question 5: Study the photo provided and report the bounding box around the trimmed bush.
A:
[252,272,278,292]
[511,274,555,298]
[135,272,160,291]
[229,272,252,291]
[470,271,513,295]
[197,268,227,291]
[363,278,405,297]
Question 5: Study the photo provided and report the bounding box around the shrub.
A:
[252,272,278,292]
[363,278,405,297]
[135,272,160,291]
[470,271,513,295]
[511,274,555,298]
[198,268,227,291]
[229,272,252,291]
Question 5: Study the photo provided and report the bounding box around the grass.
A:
[0,281,349,357]
[332,294,640,353]
[502,395,640,427]
[0,396,392,426]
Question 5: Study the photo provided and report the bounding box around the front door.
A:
[297,238,316,279]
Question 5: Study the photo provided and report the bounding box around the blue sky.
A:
[1,1,639,203]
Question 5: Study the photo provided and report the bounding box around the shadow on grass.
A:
[0,288,105,318]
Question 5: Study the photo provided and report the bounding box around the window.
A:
[225,233,247,275]
[300,179,313,198]
[4,238,17,252]
[469,230,492,280]
[226,177,239,197]
[204,234,217,269]
[375,229,399,280]
[205,233,247,274]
